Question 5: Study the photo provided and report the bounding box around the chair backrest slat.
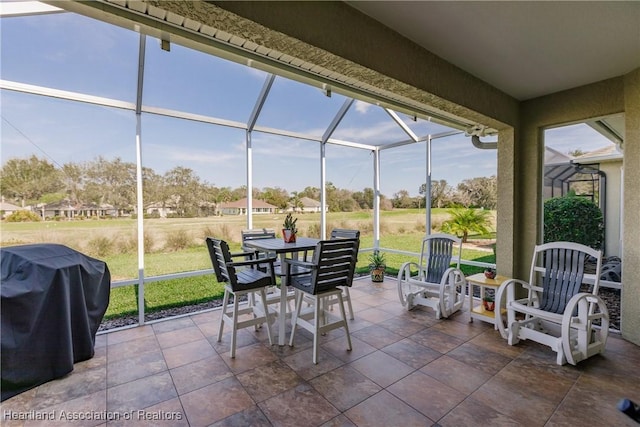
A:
[241,228,276,251]
[540,246,586,313]
[530,242,601,315]
[419,234,461,283]
[309,238,359,294]
[205,237,237,288]
[330,229,361,240]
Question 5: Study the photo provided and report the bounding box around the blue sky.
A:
[1,8,615,197]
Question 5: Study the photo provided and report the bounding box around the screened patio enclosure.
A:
[1,3,499,324]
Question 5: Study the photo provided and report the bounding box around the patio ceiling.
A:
[349,1,640,102]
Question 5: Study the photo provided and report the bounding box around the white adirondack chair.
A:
[397,233,465,319]
[495,241,609,365]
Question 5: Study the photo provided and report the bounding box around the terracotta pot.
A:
[371,267,385,282]
[483,300,495,311]
[282,229,296,243]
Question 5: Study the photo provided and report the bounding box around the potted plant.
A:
[483,294,495,311]
[282,213,298,243]
[484,267,496,279]
[368,250,386,282]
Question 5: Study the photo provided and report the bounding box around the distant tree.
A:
[0,155,64,206]
[163,166,202,217]
[392,189,414,208]
[441,207,491,242]
[84,156,136,213]
[352,187,374,209]
[299,186,320,201]
[456,176,497,209]
[262,187,289,210]
[419,180,453,208]
[61,162,84,204]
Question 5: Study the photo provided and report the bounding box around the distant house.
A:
[145,202,177,218]
[39,200,117,219]
[219,198,277,215]
[0,200,22,219]
[287,197,325,213]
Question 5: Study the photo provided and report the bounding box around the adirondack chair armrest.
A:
[440,266,465,285]
[397,261,420,280]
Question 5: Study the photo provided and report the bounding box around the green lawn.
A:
[2,210,496,320]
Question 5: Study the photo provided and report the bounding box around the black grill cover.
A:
[1,244,110,401]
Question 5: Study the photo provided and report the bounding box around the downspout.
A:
[471,135,498,150]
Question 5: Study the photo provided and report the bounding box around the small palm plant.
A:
[441,207,491,243]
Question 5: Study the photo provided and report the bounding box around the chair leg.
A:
[289,290,303,347]
[230,294,240,358]
[217,288,230,342]
[343,287,354,320]
[313,294,321,364]
[259,288,273,346]
[337,292,352,352]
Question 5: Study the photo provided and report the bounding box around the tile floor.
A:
[2,278,639,427]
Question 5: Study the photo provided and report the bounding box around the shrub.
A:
[307,223,321,238]
[164,229,192,251]
[544,195,604,249]
[87,236,114,258]
[5,210,41,222]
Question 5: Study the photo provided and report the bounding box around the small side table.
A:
[466,272,510,329]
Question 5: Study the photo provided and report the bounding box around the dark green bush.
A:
[544,195,604,249]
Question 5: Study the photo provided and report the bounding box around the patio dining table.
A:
[243,236,319,345]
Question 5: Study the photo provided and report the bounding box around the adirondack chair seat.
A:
[495,241,609,366]
[397,233,465,319]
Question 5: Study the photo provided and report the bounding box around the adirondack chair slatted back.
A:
[309,238,359,294]
[206,237,237,288]
[421,236,456,283]
[539,247,587,314]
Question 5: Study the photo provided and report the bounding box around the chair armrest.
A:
[229,251,257,260]
[283,258,315,269]
[227,256,276,269]
[440,267,465,285]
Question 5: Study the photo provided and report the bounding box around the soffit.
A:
[348,1,640,101]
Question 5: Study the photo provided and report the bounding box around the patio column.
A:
[621,68,640,345]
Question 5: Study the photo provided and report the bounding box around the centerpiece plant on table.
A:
[282,213,298,243]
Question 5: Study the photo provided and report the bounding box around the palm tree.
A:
[441,207,491,242]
